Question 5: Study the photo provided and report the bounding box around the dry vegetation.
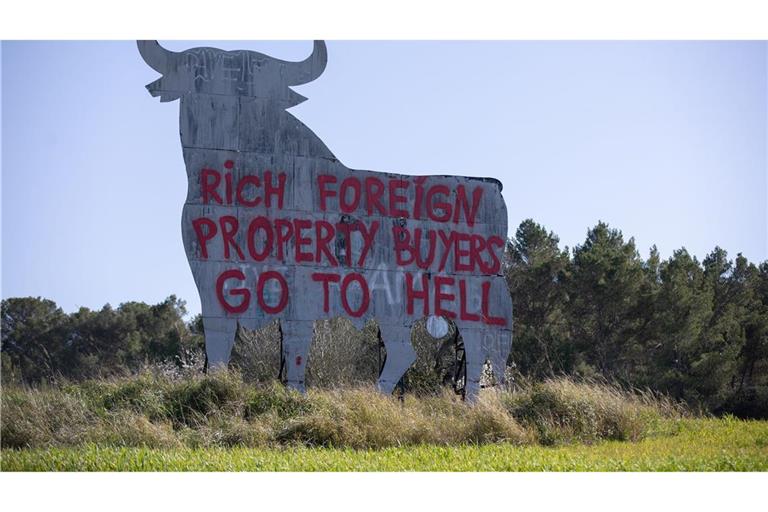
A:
[1,371,683,451]
[1,319,690,454]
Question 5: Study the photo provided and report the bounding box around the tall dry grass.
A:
[1,372,684,450]
[502,378,686,444]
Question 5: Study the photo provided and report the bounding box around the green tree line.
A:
[1,296,205,384]
[506,219,767,418]
[2,219,767,417]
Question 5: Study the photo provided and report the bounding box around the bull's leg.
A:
[281,319,314,393]
[376,323,416,395]
[486,276,514,387]
[459,328,485,402]
[486,328,513,387]
[203,316,238,370]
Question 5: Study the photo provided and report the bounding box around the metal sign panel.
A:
[138,41,512,398]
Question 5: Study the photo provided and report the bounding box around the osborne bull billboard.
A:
[138,40,512,399]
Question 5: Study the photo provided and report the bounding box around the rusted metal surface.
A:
[138,40,512,398]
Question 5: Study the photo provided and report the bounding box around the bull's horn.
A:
[281,40,327,85]
[137,40,175,73]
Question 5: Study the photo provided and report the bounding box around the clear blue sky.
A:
[2,40,766,316]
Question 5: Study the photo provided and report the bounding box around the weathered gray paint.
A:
[138,40,512,399]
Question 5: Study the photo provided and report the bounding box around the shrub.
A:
[276,387,530,449]
[403,321,457,395]
[502,378,667,445]
[306,319,381,388]
[164,373,243,426]
[99,375,169,421]
[87,411,180,448]
[230,322,282,383]
[244,382,312,420]
[455,393,532,444]
[277,414,343,448]
[1,373,679,450]
[183,413,271,448]
[1,387,95,448]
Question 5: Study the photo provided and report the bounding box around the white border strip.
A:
[1,0,768,39]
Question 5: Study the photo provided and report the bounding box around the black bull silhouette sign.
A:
[138,40,512,398]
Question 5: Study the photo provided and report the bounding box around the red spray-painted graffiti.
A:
[190,164,508,327]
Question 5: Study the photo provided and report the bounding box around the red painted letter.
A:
[389,179,410,218]
[459,280,480,322]
[426,185,452,222]
[481,281,506,326]
[257,271,289,314]
[312,272,340,313]
[339,177,361,214]
[317,174,337,211]
[365,177,387,216]
[405,272,430,316]
[192,217,217,259]
[201,169,222,205]
[393,227,415,266]
[453,185,484,227]
[263,171,286,209]
[246,216,273,261]
[274,219,293,261]
[293,219,314,263]
[434,275,457,319]
[454,233,473,272]
[236,175,262,207]
[436,230,455,272]
[216,269,250,314]
[357,220,379,266]
[219,215,245,260]
[485,236,504,274]
[341,273,370,317]
[315,220,339,266]
[414,228,437,270]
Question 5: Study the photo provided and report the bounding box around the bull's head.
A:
[137,40,327,106]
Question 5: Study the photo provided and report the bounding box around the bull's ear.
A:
[137,40,174,73]
[285,88,308,108]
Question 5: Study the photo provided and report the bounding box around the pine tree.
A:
[505,219,571,378]
[567,222,645,383]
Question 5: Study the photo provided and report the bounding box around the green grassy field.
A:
[3,418,766,471]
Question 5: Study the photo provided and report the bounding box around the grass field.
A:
[3,418,767,471]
